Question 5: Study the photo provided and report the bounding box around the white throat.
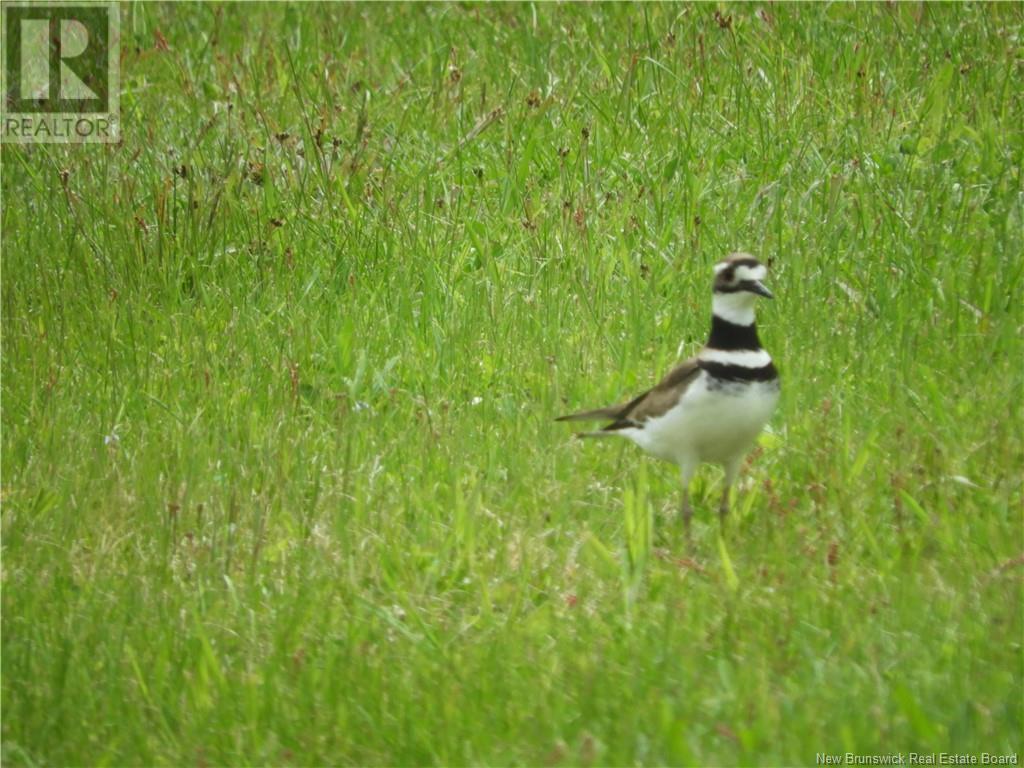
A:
[712,292,756,326]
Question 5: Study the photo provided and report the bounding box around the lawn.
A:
[2,3,1022,765]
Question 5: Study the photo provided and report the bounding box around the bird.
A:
[556,253,780,534]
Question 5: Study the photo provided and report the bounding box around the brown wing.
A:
[600,358,702,431]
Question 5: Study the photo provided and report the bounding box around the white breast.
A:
[698,348,772,367]
[620,371,780,466]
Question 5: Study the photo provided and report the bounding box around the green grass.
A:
[3,3,1022,765]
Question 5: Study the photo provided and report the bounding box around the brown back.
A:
[603,358,701,430]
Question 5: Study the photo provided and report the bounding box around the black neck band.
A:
[699,360,779,383]
[707,314,762,351]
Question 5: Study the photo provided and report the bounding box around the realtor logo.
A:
[2,2,119,143]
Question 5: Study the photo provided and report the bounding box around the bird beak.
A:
[749,280,774,299]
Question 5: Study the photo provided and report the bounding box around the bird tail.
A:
[554,405,621,423]
[574,430,619,439]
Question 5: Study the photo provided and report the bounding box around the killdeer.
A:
[557,253,780,533]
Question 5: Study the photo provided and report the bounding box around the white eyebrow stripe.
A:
[735,265,767,281]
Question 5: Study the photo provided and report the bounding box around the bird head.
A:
[713,253,773,300]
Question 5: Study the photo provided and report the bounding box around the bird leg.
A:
[680,488,693,536]
[719,458,742,527]
[678,462,697,541]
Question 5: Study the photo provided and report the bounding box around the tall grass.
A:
[3,3,1022,765]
